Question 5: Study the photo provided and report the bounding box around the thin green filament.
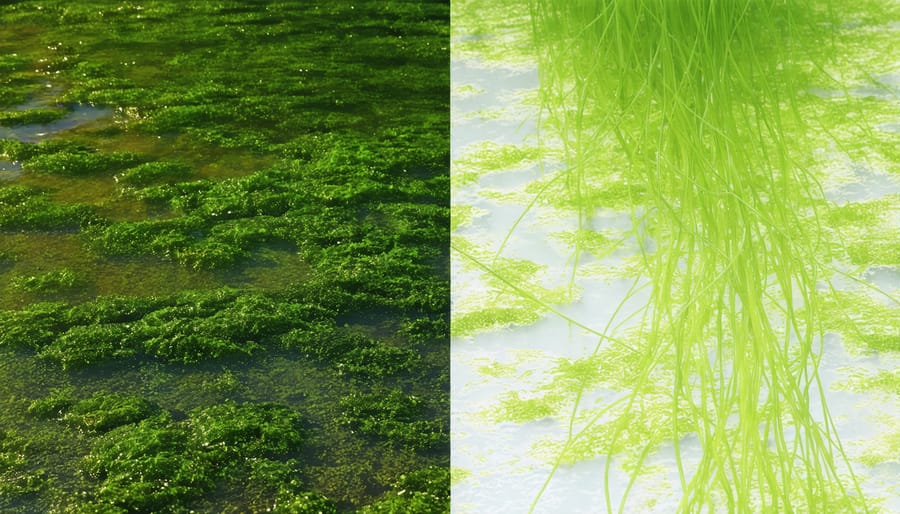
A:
[527,0,874,511]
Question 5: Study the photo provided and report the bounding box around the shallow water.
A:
[1,2,449,512]
[0,104,113,142]
[0,159,22,180]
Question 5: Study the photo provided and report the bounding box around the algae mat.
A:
[0,2,449,512]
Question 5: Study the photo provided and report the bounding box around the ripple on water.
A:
[0,160,23,180]
[863,266,900,293]
[825,162,900,204]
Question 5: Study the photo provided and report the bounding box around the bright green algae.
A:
[452,0,900,512]
[0,1,448,512]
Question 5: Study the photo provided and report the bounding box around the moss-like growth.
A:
[187,402,304,463]
[63,393,162,433]
[0,107,70,126]
[340,390,447,450]
[38,323,138,368]
[0,301,68,351]
[24,149,144,176]
[78,402,306,512]
[399,314,450,346]
[6,288,335,367]
[12,268,82,293]
[0,1,449,511]
[0,186,97,231]
[0,430,47,501]
[338,343,418,378]
[114,161,192,187]
[0,138,91,161]
[81,417,212,512]
[360,466,450,514]
[282,324,419,377]
[275,492,338,514]
[27,388,75,419]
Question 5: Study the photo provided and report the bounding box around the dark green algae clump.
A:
[0,1,449,512]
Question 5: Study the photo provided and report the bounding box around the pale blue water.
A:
[0,104,112,143]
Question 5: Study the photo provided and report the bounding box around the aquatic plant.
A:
[78,402,306,512]
[275,492,338,514]
[0,301,69,351]
[0,430,47,500]
[0,107,69,127]
[359,466,450,514]
[12,267,82,294]
[24,149,144,176]
[282,324,419,378]
[187,402,304,463]
[81,416,213,512]
[0,138,91,161]
[26,387,75,419]
[61,392,162,433]
[0,0,449,510]
[114,160,192,187]
[340,389,448,450]
[450,0,900,511]
[0,186,97,230]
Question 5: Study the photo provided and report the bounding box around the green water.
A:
[0,1,449,512]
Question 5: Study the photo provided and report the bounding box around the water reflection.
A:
[0,159,22,180]
[0,103,113,143]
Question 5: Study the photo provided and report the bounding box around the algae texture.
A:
[0,1,449,512]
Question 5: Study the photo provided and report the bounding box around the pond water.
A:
[0,159,22,180]
[0,104,112,143]
[0,2,449,512]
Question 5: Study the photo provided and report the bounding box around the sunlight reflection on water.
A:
[0,104,113,143]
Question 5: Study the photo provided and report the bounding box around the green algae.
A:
[450,0,534,66]
[358,466,449,514]
[339,389,448,450]
[0,107,70,127]
[0,430,48,501]
[841,410,900,469]
[12,267,82,294]
[0,0,449,511]
[486,391,563,424]
[452,240,574,336]
[821,290,900,352]
[0,185,97,230]
[25,149,144,177]
[452,142,541,187]
[113,160,192,187]
[452,0,900,511]
[837,369,900,397]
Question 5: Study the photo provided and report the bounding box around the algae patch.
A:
[0,1,449,512]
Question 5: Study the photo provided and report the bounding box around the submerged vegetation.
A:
[452,0,900,512]
[0,1,448,512]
